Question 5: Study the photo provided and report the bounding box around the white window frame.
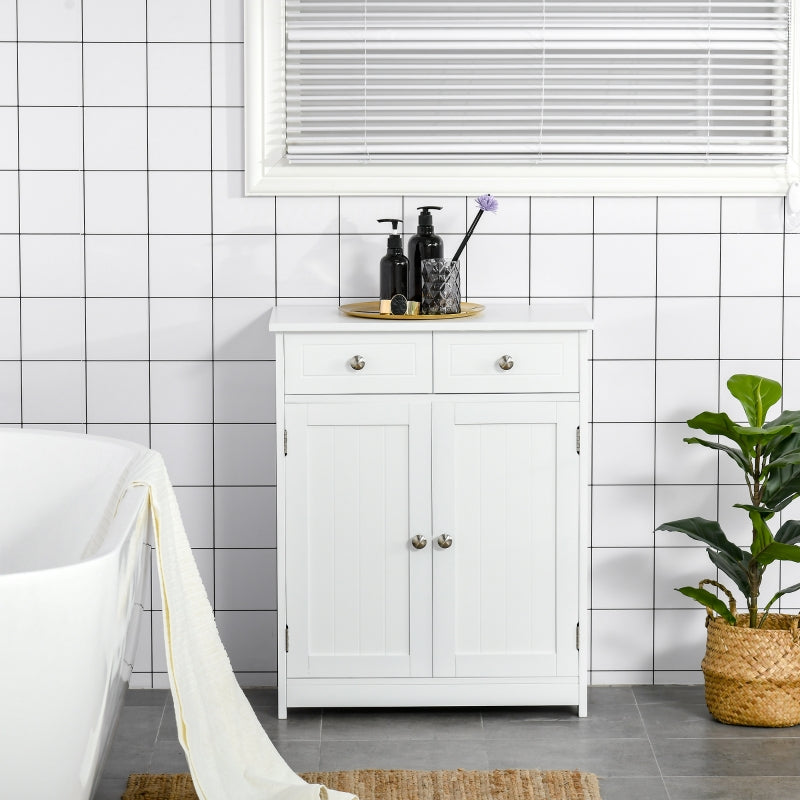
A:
[244,0,800,196]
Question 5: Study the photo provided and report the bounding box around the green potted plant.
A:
[657,374,800,727]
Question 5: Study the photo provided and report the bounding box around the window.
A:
[245,0,798,195]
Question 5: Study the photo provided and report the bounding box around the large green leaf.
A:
[734,503,776,520]
[763,470,800,511]
[657,518,744,561]
[683,437,753,475]
[763,452,800,474]
[775,520,800,546]
[727,374,782,427]
[706,547,751,599]
[749,510,774,558]
[760,581,800,624]
[686,411,755,456]
[752,541,800,566]
[677,586,737,625]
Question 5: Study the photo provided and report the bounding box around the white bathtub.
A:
[0,429,152,800]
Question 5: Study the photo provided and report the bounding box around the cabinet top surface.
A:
[268,303,592,333]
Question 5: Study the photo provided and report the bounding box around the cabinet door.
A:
[284,400,432,679]
[432,399,580,679]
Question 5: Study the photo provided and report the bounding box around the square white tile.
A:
[17,43,81,104]
[149,297,212,360]
[339,234,382,300]
[0,172,18,233]
[655,485,718,540]
[720,297,783,359]
[214,487,277,548]
[656,297,719,360]
[150,235,213,297]
[22,361,85,424]
[211,0,244,42]
[276,196,339,235]
[86,361,150,424]
[85,235,149,297]
[656,360,719,422]
[213,361,275,423]
[20,234,84,296]
[594,234,656,296]
[590,610,653,671]
[213,298,274,360]
[172,486,214,548]
[83,0,146,41]
[85,297,150,359]
[85,171,149,234]
[464,233,529,298]
[211,43,244,106]
[149,107,211,171]
[212,234,275,297]
[655,422,718,486]
[19,171,83,233]
[17,0,81,40]
[0,298,20,359]
[0,6,16,42]
[149,423,213,485]
[0,362,21,423]
[592,297,656,359]
[403,196,466,235]
[0,43,17,106]
[214,423,275,485]
[531,197,594,234]
[83,43,147,106]
[215,611,276,672]
[149,172,211,235]
[469,196,528,234]
[657,234,720,296]
[215,549,276,610]
[657,197,720,233]
[592,422,655,485]
[21,297,84,360]
[149,360,213,423]
[722,196,784,233]
[592,548,654,609]
[592,360,655,423]
[147,0,210,41]
[720,233,783,297]
[0,235,20,295]
[784,297,800,359]
[211,107,243,170]
[211,172,275,234]
[20,107,84,169]
[717,484,757,550]
[594,197,656,233]
[530,234,593,298]
[83,108,148,171]
[591,485,655,548]
[654,547,716,608]
[276,234,339,298]
[340,196,403,234]
[785,235,800,294]
[653,609,707,671]
[147,43,211,106]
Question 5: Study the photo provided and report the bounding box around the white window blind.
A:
[284,0,791,164]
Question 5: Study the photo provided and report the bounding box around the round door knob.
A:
[436,533,453,549]
[411,534,428,550]
[349,355,366,371]
[498,355,514,371]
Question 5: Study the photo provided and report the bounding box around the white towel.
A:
[130,450,356,800]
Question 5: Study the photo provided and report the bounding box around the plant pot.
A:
[703,613,800,727]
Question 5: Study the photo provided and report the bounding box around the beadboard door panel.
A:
[284,399,432,679]
[431,399,580,679]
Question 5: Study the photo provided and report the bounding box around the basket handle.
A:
[699,579,737,624]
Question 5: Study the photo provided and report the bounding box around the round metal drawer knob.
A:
[498,355,514,371]
[411,534,428,550]
[437,533,453,549]
[349,355,366,371]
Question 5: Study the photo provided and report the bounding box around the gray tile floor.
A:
[94,685,800,800]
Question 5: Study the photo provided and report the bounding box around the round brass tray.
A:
[340,301,484,320]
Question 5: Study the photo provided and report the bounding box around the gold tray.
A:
[340,301,484,320]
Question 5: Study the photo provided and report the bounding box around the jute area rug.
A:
[123,770,602,800]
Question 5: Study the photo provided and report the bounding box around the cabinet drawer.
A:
[433,332,579,393]
[284,333,432,394]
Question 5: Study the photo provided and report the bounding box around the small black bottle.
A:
[407,205,443,306]
[377,218,409,315]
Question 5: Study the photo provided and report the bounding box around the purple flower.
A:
[476,194,499,213]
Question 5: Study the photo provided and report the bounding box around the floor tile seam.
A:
[633,691,673,800]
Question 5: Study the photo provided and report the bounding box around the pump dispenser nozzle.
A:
[416,206,442,231]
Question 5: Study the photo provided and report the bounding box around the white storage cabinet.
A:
[269,304,592,719]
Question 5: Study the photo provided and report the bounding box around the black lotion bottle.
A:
[407,206,443,306]
[378,218,409,314]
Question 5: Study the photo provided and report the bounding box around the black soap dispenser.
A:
[407,205,443,307]
[378,218,409,315]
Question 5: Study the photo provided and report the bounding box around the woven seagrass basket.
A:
[700,581,800,727]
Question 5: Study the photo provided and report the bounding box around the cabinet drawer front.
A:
[284,333,432,394]
[434,332,579,393]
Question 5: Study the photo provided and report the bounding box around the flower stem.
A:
[452,209,484,263]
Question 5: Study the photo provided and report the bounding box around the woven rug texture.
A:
[123,769,602,800]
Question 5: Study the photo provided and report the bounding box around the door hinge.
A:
[576,622,580,651]
[284,428,288,456]
[576,426,581,454]
[285,625,289,653]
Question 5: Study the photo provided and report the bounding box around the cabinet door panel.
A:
[432,399,580,679]
[285,400,431,679]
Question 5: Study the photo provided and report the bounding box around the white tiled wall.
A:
[3,1,799,689]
